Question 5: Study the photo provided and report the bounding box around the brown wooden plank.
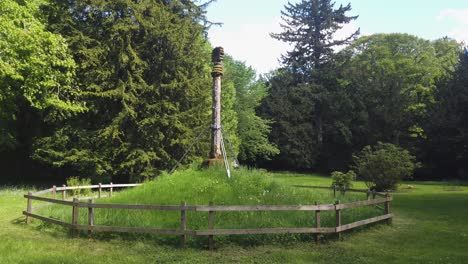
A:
[293,185,332,190]
[23,212,73,228]
[335,200,342,240]
[180,201,187,247]
[315,201,321,243]
[84,203,187,210]
[88,199,94,236]
[62,185,66,200]
[26,192,32,224]
[194,204,335,212]
[74,225,190,235]
[72,198,79,226]
[385,194,392,225]
[100,184,141,188]
[336,214,393,232]
[32,188,54,196]
[52,185,57,200]
[195,227,336,236]
[336,197,391,209]
[293,185,369,193]
[24,194,74,206]
[208,201,215,250]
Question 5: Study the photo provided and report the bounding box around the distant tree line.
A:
[259,0,468,180]
[1,0,466,183]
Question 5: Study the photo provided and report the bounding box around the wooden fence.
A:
[23,183,393,249]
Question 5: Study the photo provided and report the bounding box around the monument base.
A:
[202,158,224,168]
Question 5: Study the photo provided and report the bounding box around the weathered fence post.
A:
[372,190,376,200]
[88,199,94,237]
[333,184,336,198]
[72,198,79,234]
[385,193,392,225]
[52,185,57,200]
[26,191,32,224]
[208,201,215,250]
[366,189,370,200]
[109,182,113,198]
[62,184,67,200]
[335,200,342,240]
[180,201,187,247]
[314,201,321,243]
[98,183,102,198]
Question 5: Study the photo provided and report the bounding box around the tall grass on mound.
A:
[41,168,380,246]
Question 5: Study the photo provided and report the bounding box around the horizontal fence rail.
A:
[23,183,393,249]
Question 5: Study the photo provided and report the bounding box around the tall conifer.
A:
[34,0,212,182]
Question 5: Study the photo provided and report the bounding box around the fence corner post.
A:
[26,191,32,224]
[52,185,57,200]
[62,184,67,200]
[109,182,113,197]
[335,200,342,240]
[98,183,102,198]
[180,201,187,247]
[208,201,215,250]
[314,201,321,244]
[88,199,94,237]
[385,193,392,225]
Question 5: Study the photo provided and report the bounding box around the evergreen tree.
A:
[261,0,358,169]
[423,48,468,179]
[271,0,359,82]
[34,0,212,182]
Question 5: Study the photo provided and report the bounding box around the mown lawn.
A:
[1,172,467,263]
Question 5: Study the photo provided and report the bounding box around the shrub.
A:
[331,170,356,194]
[66,176,92,196]
[352,142,419,191]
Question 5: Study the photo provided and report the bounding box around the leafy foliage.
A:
[331,170,356,193]
[223,56,279,165]
[66,176,91,196]
[339,34,461,145]
[0,0,82,150]
[352,142,419,191]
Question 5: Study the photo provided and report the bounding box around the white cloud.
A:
[437,9,468,25]
[209,18,291,75]
[209,20,361,75]
[448,28,468,45]
[437,9,468,45]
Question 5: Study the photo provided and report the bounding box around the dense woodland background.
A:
[1,0,467,184]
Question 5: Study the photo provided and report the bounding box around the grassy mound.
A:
[43,167,380,246]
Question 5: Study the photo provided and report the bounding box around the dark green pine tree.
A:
[33,0,212,182]
[261,0,359,169]
[271,0,359,83]
[423,49,468,179]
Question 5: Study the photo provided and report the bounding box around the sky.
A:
[206,0,468,75]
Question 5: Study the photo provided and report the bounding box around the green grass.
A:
[40,167,378,246]
[1,171,467,263]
